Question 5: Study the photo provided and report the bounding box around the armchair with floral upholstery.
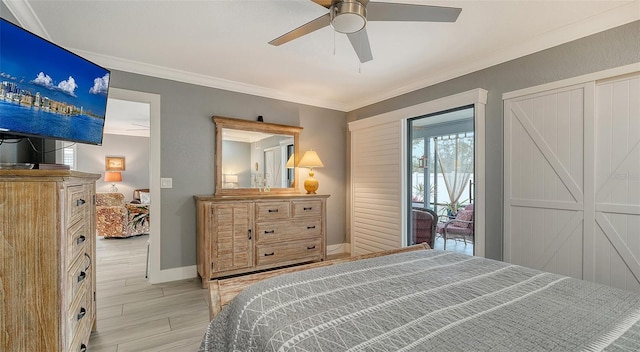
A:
[96,193,149,238]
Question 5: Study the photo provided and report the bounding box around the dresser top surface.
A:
[194,193,330,202]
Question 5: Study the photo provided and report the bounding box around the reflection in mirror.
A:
[221,129,294,189]
[213,116,303,195]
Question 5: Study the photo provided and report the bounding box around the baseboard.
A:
[327,242,350,256]
[149,265,197,284]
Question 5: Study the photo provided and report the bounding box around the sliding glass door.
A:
[408,106,475,254]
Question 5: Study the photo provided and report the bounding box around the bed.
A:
[199,245,640,351]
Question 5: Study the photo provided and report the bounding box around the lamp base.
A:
[304,176,319,194]
[109,184,119,192]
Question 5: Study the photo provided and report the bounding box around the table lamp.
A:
[104,171,122,192]
[298,150,324,194]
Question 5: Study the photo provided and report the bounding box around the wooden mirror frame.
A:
[213,116,303,195]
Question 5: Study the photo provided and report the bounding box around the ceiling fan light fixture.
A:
[330,0,366,34]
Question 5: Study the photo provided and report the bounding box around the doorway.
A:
[408,106,475,255]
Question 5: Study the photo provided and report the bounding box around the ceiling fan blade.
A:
[310,0,332,9]
[269,13,331,46]
[347,28,373,63]
[367,2,461,22]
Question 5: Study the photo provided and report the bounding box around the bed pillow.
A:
[139,191,151,205]
[452,209,473,228]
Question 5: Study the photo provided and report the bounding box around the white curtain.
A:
[435,134,473,213]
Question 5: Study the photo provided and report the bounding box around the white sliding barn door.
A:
[504,85,587,279]
[505,73,640,293]
[351,120,404,255]
[590,76,640,292]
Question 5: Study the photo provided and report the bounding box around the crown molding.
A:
[70,49,350,112]
[9,0,638,113]
[342,1,640,111]
[2,0,50,39]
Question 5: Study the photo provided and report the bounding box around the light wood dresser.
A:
[194,194,329,287]
[0,170,100,352]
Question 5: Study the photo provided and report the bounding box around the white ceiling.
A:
[5,0,639,113]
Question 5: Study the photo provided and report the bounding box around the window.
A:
[62,144,76,170]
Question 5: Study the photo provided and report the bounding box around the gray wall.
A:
[77,133,150,201]
[107,72,347,270]
[347,20,640,260]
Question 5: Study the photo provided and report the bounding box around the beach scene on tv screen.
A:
[0,20,109,144]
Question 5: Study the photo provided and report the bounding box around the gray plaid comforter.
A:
[199,250,640,351]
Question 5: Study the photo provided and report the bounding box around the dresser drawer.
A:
[256,238,322,266]
[292,200,322,218]
[66,219,89,266]
[66,288,91,350]
[255,201,290,221]
[66,185,90,226]
[256,219,321,243]
[68,330,89,352]
[66,254,90,305]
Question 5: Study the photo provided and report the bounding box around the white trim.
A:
[348,88,487,257]
[503,63,640,100]
[347,2,639,112]
[2,0,51,39]
[7,2,636,112]
[349,89,487,131]
[107,88,173,283]
[327,242,351,256]
[69,49,349,112]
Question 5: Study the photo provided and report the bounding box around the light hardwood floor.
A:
[89,235,209,352]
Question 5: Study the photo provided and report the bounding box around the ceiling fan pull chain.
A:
[333,30,336,56]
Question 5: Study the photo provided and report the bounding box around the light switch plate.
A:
[160,178,173,188]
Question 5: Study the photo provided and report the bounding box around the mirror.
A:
[213,116,303,195]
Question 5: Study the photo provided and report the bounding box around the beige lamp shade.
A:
[298,150,324,194]
[298,150,324,169]
[104,171,122,192]
[285,154,295,168]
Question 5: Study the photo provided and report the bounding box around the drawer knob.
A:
[76,198,86,207]
[307,245,316,250]
[77,271,86,283]
[77,307,87,321]
[264,252,275,257]
[303,207,313,211]
[264,230,275,234]
[76,235,86,245]
[268,209,279,213]
[306,225,316,230]
[80,343,87,352]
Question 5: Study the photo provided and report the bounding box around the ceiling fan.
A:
[269,0,462,63]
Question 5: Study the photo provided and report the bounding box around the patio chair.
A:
[411,207,437,249]
[436,204,474,250]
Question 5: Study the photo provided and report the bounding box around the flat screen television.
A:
[0,17,110,146]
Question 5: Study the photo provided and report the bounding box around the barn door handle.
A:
[248,229,252,240]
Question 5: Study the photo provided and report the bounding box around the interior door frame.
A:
[107,88,163,283]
